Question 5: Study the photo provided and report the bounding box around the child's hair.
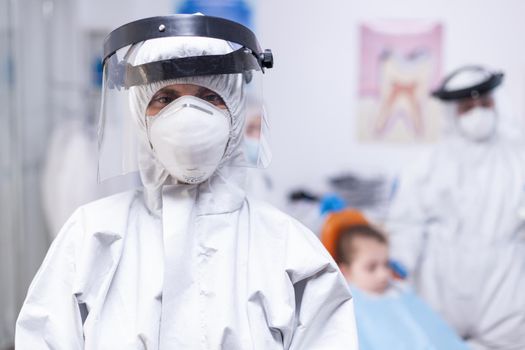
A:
[334,225,387,265]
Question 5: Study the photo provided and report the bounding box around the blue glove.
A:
[319,194,347,215]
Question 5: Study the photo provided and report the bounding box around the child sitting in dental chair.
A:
[321,209,469,350]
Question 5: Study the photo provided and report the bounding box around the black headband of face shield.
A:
[432,67,504,101]
[103,15,273,89]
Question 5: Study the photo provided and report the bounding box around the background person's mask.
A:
[457,107,497,142]
[147,95,230,184]
[244,137,260,165]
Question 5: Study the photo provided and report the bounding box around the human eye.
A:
[153,94,175,105]
[481,97,494,108]
[366,263,377,273]
[458,101,475,115]
[146,91,178,116]
[200,91,226,109]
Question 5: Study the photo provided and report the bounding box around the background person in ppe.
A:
[321,209,468,350]
[385,65,525,349]
[15,15,358,349]
[243,96,274,201]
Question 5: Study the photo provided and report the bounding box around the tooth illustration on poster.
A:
[358,21,443,143]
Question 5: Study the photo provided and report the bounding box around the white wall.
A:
[78,0,172,31]
[257,0,525,207]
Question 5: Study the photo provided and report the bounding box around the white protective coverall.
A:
[386,91,525,349]
[15,36,358,349]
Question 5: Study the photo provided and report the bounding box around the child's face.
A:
[340,237,392,294]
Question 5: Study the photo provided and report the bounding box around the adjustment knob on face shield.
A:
[260,49,273,69]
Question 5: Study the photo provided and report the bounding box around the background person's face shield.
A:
[431,65,504,136]
[97,15,274,182]
[243,92,271,168]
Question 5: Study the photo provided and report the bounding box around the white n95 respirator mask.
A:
[457,107,497,142]
[146,95,230,184]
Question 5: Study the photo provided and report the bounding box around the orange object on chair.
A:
[320,209,370,261]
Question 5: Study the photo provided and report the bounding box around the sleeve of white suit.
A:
[15,210,84,349]
[385,168,428,276]
[285,219,359,350]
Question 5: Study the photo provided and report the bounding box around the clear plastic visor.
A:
[97,38,271,182]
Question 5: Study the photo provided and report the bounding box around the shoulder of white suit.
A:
[67,189,143,241]
[246,196,302,226]
[81,188,141,211]
[245,196,321,243]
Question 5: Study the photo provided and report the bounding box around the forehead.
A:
[456,93,493,104]
[154,83,216,95]
[351,237,388,257]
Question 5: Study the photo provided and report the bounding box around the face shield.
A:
[431,66,504,141]
[98,15,274,182]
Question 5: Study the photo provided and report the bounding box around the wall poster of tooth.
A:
[357,21,443,143]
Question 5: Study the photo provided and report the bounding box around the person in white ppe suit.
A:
[385,65,525,350]
[15,14,358,349]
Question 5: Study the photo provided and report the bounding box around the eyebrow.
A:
[196,86,216,95]
[152,86,220,102]
[154,88,179,97]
